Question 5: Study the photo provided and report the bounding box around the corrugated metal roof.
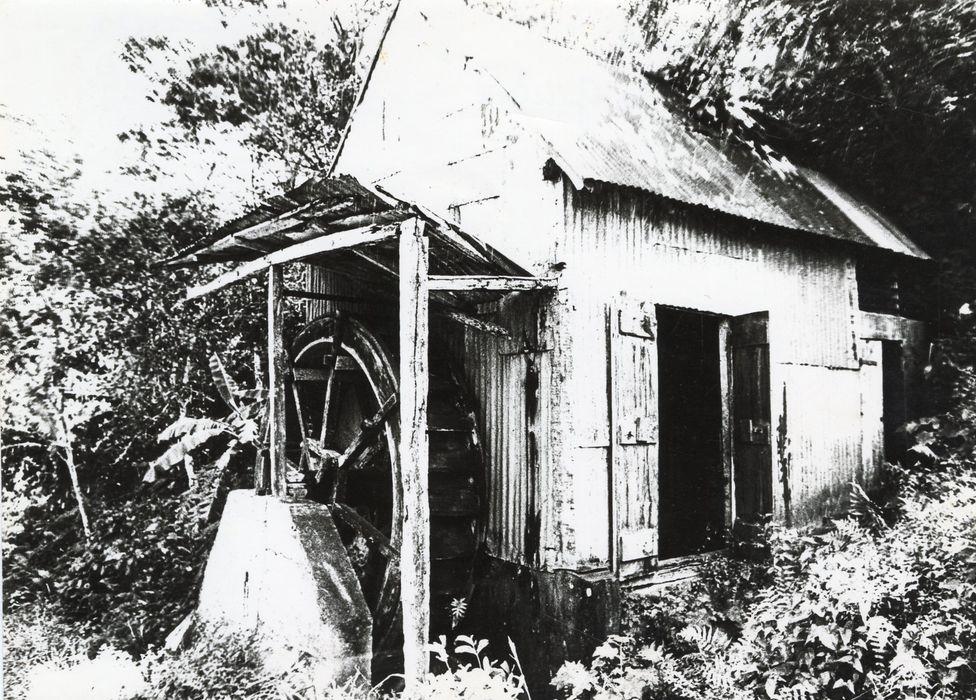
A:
[798,169,927,258]
[402,1,928,259]
[167,175,394,264]
[166,173,533,304]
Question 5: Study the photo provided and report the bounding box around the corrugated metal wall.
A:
[303,183,921,571]
[305,265,376,321]
[463,293,561,568]
[558,182,866,534]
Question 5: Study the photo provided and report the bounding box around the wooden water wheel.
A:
[287,312,486,676]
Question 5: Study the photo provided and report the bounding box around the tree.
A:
[627,0,976,308]
[3,0,367,645]
[121,12,362,195]
[0,148,268,647]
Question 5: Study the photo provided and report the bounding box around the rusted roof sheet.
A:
[167,175,394,264]
[166,174,532,304]
[411,2,928,259]
[798,169,927,258]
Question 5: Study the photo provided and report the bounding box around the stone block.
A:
[194,490,372,686]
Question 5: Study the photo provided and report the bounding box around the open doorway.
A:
[656,306,728,559]
[881,341,908,461]
[862,339,909,474]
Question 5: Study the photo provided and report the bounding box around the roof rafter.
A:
[186,224,399,300]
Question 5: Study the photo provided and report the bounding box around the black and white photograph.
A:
[2,0,975,698]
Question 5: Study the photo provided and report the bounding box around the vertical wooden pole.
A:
[268,265,288,498]
[398,217,430,687]
[718,318,734,528]
[605,303,619,575]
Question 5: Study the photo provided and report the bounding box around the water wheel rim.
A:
[292,315,403,643]
[290,312,487,665]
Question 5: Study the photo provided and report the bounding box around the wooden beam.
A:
[426,275,557,292]
[186,224,398,300]
[351,248,399,277]
[282,289,384,305]
[267,266,288,498]
[281,211,405,246]
[322,209,408,233]
[203,200,319,256]
[285,288,508,337]
[398,217,430,687]
[440,309,510,337]
[289,359,357,381]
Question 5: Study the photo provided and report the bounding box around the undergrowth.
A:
[553,461,976,700]
[3,618,527,700]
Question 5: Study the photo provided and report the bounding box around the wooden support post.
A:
[398,217,430,687]
[268,265,288,498]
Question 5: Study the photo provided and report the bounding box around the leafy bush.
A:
[412,635,530,700]
[139,630,306,700]
[553,472,976,700]
[3,602,89,700]
[4,489,212,656]
[742,478,976,699]
[24,647,148,700]
[551,632,751,700]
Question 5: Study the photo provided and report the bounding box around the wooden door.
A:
[860,340,885,484]
[731,312,772,521]
[608,299,658,572]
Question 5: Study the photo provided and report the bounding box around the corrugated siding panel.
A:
[559,184,867,527]
[774,365,863,523]
[306,265,375,320]
[464,294,556,567]
[561,184,858,369]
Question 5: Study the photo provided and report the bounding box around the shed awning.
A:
[167,175,548,305]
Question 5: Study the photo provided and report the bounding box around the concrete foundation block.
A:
[194,490,372,686]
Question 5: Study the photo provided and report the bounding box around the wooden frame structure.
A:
[185,213,553,688]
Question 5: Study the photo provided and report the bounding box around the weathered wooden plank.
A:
[337,394,398,470]
[186,224,398,300]
[290,360,357,381]
[440,310,511,337]
[607,298,658,568]
[321,209,409,233]
[283,289,384,305]
[718,319,733,528]
[398,217,430,687]
[860,339,885,486]
[268,266,288,498]
[731,311,772,521]
[427,275,557,292]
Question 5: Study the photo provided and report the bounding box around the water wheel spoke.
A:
[330,502,399,559]
[318,312,347,444]
[303,438,340,488]
[337,393,398,471]
[347,439,384,472]
[290,382,310,471]
[289,313,486,672]
[285,457,304,485]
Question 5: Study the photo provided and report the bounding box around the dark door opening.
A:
[882,341,908,462]
[656,306,727,559]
